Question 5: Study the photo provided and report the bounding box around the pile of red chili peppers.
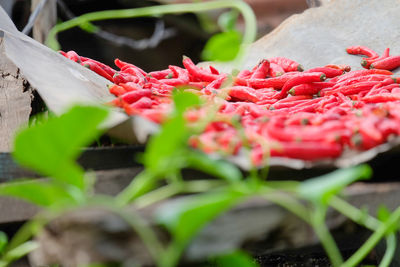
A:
[60,46,400,165]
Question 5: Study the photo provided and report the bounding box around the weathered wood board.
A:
[0,38,34,152]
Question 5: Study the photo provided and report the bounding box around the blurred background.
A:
[0,0,309,71]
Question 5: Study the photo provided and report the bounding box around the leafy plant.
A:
[0,91,398,267]
[45,0,257,62]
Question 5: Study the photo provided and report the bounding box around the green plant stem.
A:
[342,206,400,267]
[46,0,257,51]
[135,180,227,208]
[379,233,396,267]
[115,170,157,206]
[260,189,310,223]
[106,205,165,265]
[330,196,381,230]
[311,207,343,267]
[6,212,53,251]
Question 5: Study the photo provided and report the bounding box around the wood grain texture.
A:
[0,38,34,152]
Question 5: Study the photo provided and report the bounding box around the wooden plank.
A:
[0,38,34,152]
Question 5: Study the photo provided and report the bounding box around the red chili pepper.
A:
[305,67,343,78]
[236,72,299,89]
[158,66,190,86]
[58,50,67,57]
[250,59,270,79]
[370,55,400,71]
[108,84,126,96]
[66,50,81,63]
[202,75,227,95]
[148,69,172,79]
[82,61,113,82]
[182,56,220,82]
[269,57,303,72]
[228,86,261,103]
[115,58,147,76]
[119,82,143,92]
[81,57,116,77]
[361,48,390,69]
[325,81,381,96]
[346,46,379,58]
[113,72,139,84]
[268,63,285,77]
[288,82,335,96]
[363,93,400,103]
[331,69,392,83]
[278,72,326,98]
[270,141,342,160]
[209,65,220,75]
[187,82,208,89]
[141,108,168,123]
[120,89,152,104]
[237,69,251,79]
[325,64,351,72]
[364,78,396,97]
[270,99,311,110]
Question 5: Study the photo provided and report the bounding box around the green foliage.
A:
[0,180,82,207]
[298,165,372,205]
[143,91,201,175]
[13,105,109,190]
[156,190,241,246]
[0,241,39,267]
[212,251,259,267]
[185,151,242,182]
[202,30,242,62]
[218,10,239,32]
[0,233,7,255]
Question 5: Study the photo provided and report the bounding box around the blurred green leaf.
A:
[0,232,7,254]
[186,151,242,182]
[143,91,200,174]
[0,180,81,207]
[218,10,239,32]
[298,165,372,205]
[377,205,399,234]
[3,241,38,263]
[212,250,259,267]
[378,205,391,222]
[202,30,242,62]
[156,190,242,246]
[13,106,109,190]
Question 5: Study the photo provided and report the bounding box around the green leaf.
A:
[3,241,38,263]
[173,90,201,114]
[377,205,399,234]
[212,251,259,267]
[218,10,239,32]
[378,205,391,222]
[0,232,8,254]
[156,190,242,246]
[143,92,200,173]
[186,151,242,182]
[202,30,242,62]
[298,165,372,204]
[13,105,109,190]
[0,180,81,207]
